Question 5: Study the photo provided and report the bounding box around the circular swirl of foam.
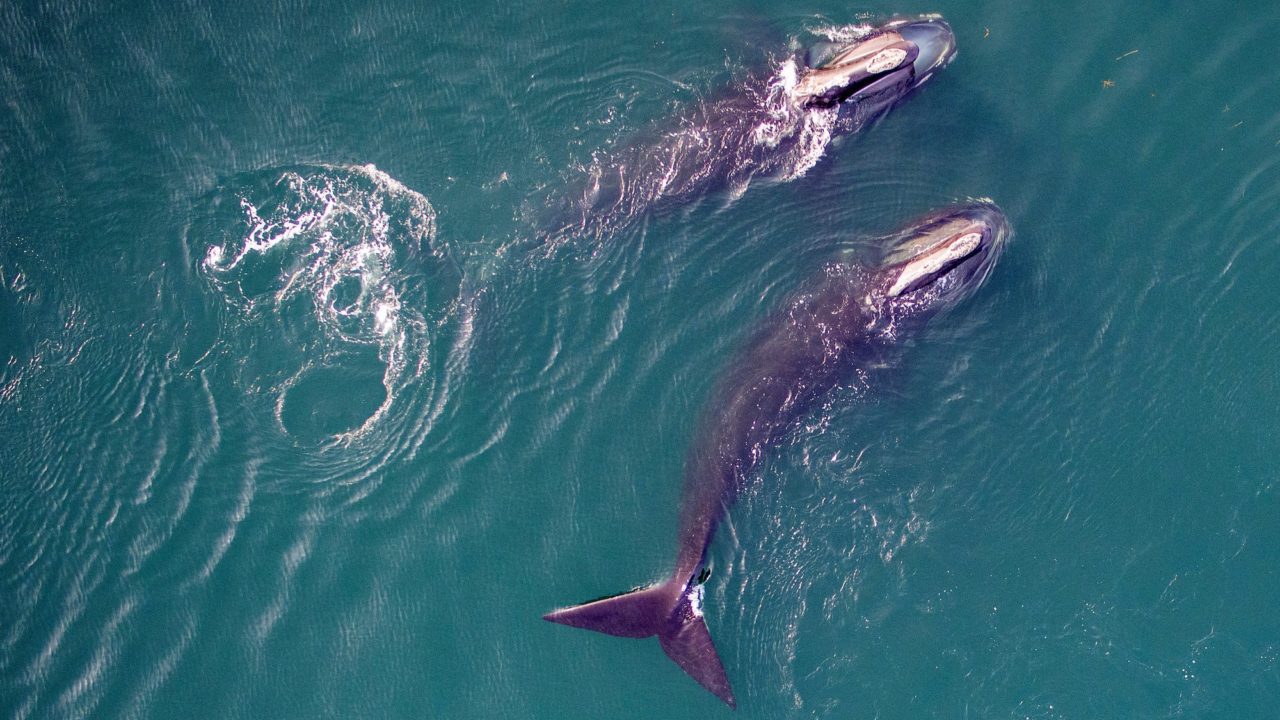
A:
[199,164,463,446]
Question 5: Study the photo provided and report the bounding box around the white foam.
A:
[780,106,838,181]
[751,59,800,149]
[689,582,705,618]
[809,23,876,44]
[201,164,447,441]
[750,58,841,181]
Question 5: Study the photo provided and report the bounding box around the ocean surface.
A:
[2,1,1278,717]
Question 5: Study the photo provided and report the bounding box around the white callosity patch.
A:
[888,232,982,297]
[866,47,908,74]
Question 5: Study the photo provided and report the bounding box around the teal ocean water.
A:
[3,1,1278,717]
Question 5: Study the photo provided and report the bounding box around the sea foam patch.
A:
[199,164,462,444]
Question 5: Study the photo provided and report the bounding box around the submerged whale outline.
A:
[539,15,957,243]
[544,202,1012,707]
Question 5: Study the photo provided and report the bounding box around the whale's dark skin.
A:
[539,17,957,243]
[545,202,1012,706]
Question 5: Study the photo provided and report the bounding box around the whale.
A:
[544,202,1012,706]
[540,16,957,242]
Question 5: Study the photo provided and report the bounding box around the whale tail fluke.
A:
[544,581,736,708]
[542,584,672,638]
[658,608,736,707]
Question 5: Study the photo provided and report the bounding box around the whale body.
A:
[540,17,957,243]
[544,202,1012,706]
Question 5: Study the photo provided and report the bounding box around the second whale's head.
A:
[875,201,1010,316]
[795,16,956,110]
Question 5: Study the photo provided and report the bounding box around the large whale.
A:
[544,202,1012,706]
[539,16,957,242]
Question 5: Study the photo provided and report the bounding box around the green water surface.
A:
[2,1,1277,718]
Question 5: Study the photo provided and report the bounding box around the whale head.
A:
[796,16,956,110]
[877,201,1010,314]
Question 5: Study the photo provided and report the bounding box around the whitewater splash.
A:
[201,164,462,443]
[751,57,840,181]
